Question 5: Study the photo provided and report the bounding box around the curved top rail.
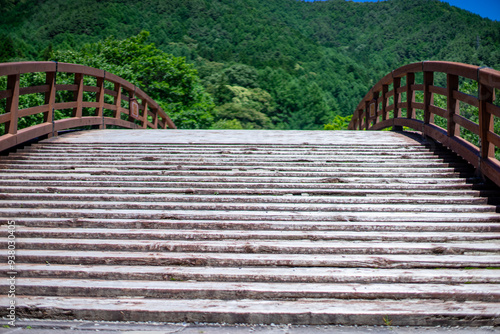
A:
[349,61,500,186]
[0,61,176,152]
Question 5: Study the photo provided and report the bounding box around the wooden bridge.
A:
[1,61,499,326]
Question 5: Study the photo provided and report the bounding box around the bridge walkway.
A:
[0,129,499,326]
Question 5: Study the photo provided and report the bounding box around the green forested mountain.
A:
[1,0,499,129]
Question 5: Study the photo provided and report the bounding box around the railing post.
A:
[364,100,369,130]
[44,71,57,137]
[393,76,402,131]
[6,74,20,135]
[406,72,415,119]
[382,84,388,121]
[479,77,495,161]
[153,108,159,129]
[73,73,84,118]
[96,77,105,129]
[447,73,460,137]
[114,83,122,120]
[372,92,379,126]
[142,101,149,129]
[128,90,135,123]
[423,71,434,126]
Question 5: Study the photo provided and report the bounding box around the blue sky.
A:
[303,0,500,22]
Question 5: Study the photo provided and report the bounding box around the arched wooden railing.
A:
[0,61,176,152]
[348,61,500,186]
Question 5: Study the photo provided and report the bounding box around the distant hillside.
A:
[1,0,499,129]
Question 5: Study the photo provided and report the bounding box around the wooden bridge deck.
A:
[1,129,500,326]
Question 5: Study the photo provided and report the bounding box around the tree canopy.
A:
[1,0,499,130]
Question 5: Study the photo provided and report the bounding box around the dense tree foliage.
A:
[50,31,215,129]
[1,0,499,129]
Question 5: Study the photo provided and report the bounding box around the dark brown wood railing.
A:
[349,61,500,186]
[0,61,176,152]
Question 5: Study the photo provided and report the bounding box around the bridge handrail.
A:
[348,61,500,186]
[0,61,176,152]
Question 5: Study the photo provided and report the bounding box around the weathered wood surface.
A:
[0,130,499,326]
[349,61,500,189]
[0,62,176,153]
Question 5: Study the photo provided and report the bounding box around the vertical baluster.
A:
[447,73,460,137]
[96,77,105,129]
[406,72,415,119]
[152,108,159,129]
[142,101,149,129]
[44,72,56,123]
[44,71,56,137]
[364,100,370,130]
[393,76,402,131]
[423,71,434,127]
[128,90,135,124]
[479,78,495,160]
[73,73,84,118]
[6,74,20,135]
[114,83,122,120]
[358,108,363,130]
[382,84,388,121]
[372,92,379,126]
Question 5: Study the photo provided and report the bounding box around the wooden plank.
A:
[5,249,500,268]
[103,88,118,98]
[0,112,10,124]
[19,85,50,96]
[7,278,500,302]
[9,238,499,254]
[0,61,56,76]
[83,85,100,93]
[7,264,500,284]
[53,117,102,131]
[0,89,12,100]
[6,295,500,326]
[17,105,49,118]
[486,102,500,118]
[413,102,424,110]
[396,86,406,94]
[393,62,422,78]
[423,61,479,80]
[393,118,423,131]
[12,122,53,146]
[57,63,104,78]
[453,114,479,135]
[429,85,447,96]
[480,157,500,187]
[11,226,498,241]
[54,102,78,110]
[55,84,78,92]
[479,67,500,90]
[486,130,500,149]
[429,105,448,118]
[453,90,479,108]
[0,133,17,152]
